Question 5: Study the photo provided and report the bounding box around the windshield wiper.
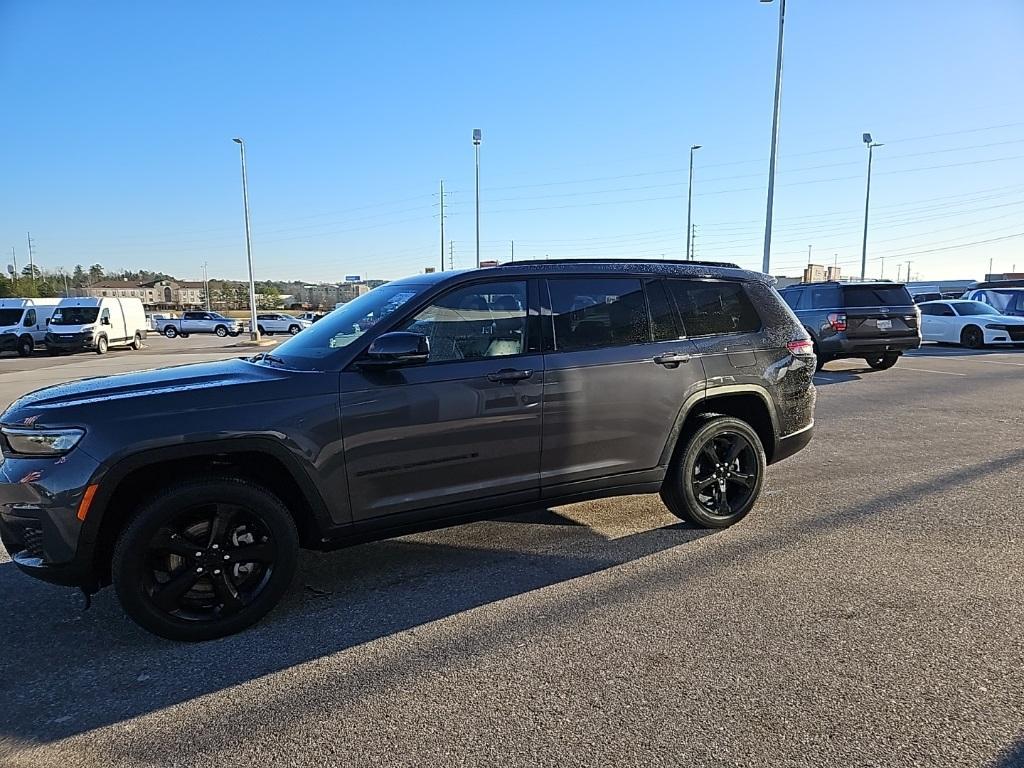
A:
[252,352,291,368]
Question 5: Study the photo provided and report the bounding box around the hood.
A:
[972,314,1024,324]
[1,357,307,427]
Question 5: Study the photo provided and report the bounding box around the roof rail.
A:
[496,258,741,269]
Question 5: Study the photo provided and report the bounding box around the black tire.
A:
[228,331,239,338]
[812,339,828,371]
[865,352,900,370]
[180,332,190,338]
[130,332,143,351]
[163,326,178,339]
[960,325,984,349]
[17,335,33,357]
[111,477,299,641]
[96,335,108,355]
[215,325,228,338]
[660,415,766,529]
[288,324,300,335]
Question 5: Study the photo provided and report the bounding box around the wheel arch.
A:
[87,438,333,585]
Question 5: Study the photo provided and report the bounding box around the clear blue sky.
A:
[2,0,1022,283]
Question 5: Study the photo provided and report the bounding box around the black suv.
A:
[0,261,816,640]
[779,281,921,371]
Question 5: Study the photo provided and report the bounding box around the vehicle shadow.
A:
[0,500,710,750]
[813,367,867,385]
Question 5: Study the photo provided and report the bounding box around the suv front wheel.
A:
[661,415,766,529]
[112,478,299,641]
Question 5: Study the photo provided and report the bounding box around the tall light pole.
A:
[232,138,260,341]
[472,129,482,268]
[760,0,786,275]
[686,144,701,260]
[203,261,211,311]
[860,133,883,281]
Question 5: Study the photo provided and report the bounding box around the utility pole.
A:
[448,240,455,271]
[438,179,446,272]
[232,137,260,341]
[510,239,514,262]
[26,232,36,285]
[807,244,812,265]
[906,260,912,284]
[988,257,993,280]
[472,129,482,268]
[686,144,701,260]
[203,262,211,310]
[761,0,786,275]
[11,247,18,293]
[880,257,885,280]
[690,225,698,260]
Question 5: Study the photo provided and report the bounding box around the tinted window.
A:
[52,307,99,325]
[184,312,202,320]
[780,289,801,310]
[804,285,841,309]
[842,285,913,307]
[952,301,999,316]
[401,280,527,362]
[24,309,36,326]
[549,278,649,351]
[665,280,761,337]
[646,280,682,341]
[918,304,940,316]
[0,309,23,325]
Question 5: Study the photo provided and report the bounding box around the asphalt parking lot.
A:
[0,342,1022,767]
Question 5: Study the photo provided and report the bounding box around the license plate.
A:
[876,319,892,330]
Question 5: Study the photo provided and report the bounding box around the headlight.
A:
[984,323,1007,330]
[2,427,85,456]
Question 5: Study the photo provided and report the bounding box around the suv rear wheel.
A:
[661,415,766,529]
[112,478,299,641]
[864,352,900,370]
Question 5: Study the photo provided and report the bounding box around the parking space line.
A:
[891,366,967,376]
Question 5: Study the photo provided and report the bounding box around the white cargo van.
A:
[0,298,63,357]
[45,297,148,355]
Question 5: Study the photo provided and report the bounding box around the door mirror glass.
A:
[360,331,429,367]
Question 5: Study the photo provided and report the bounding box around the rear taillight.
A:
[827,312,847,332]
[787,339,814,356]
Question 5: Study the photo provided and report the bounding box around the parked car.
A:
[255,313,311,335]
[912,292,942,303]
[45,297,148,355]
[0,298,62,357]
[0,260,816,640]
[779,281,921,371]
[149,312,178,331]
[296,312,324,324]
[961,287,1024,317]
[160,311,243,338]
[918,300,1024,348]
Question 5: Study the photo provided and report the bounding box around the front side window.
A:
[665,280,761,337]
[400,281,527,363]
[548,277,649,352]
[24,309,36,326]
[100,309,111,324]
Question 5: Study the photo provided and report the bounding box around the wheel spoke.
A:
[211,571,245,615]
[151,529,202,558]
[722,435,745,464]
[152,566,203,611]
[206,504,236,548]
[700,441,720,466]
[728,471,755,489]
[692,474,717,493]
[226,541,275,563]
[715,486,732,516]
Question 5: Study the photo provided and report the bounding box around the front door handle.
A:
[487,368,533,383]
[653,352,691,367]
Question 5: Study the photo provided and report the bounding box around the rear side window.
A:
[842,285,913,307]
[780,289,801,310]
[804,285,841,309]
[665,280,761,337]
[646,280,682,341]
[548,277,650,351]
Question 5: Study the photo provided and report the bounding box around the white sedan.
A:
[918,300,1024,348]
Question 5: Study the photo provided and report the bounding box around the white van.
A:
[46,297,148,355]
[0,298,63,357]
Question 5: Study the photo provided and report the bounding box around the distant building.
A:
[83,278,208,309]
[802,264,827,283]
[826,265,842,281]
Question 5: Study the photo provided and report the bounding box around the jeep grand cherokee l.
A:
[0,260,816,641]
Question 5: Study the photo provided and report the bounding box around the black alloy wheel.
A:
[113,478,298,641]
[960,325,984,349]
[661,415,766,529]
[864,352,900,370]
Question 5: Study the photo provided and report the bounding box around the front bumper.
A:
[0,449,102,588]
[45,332,97,351]
[983,326,1024,344]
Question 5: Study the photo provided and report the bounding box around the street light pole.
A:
[232,138,260,341]
[860,133,883,281]
[686,144,701,260]
[760,0,786,275]
[473,129,482,268]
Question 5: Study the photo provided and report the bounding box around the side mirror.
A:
[358,332,429,368]
[102,316,111,325]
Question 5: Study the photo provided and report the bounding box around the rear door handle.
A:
[653,353,691,367]
[487,368,533,383]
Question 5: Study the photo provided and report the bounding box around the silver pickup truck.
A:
[159,311,244,338]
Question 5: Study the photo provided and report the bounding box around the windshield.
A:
[0,309,24,326]
[843,285,913,307]
[269,283,425,367]
[952,301,1000,316]
[51,307,99,325]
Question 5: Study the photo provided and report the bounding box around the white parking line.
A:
[891,366,967,376]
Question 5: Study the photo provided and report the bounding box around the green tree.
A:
[21,264,42,280]
[88,264,105,283]
[72,264,86,287]
[0,275,13,298]
[35,278,60,298]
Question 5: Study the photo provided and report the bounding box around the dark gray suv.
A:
[0,260,816,640]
